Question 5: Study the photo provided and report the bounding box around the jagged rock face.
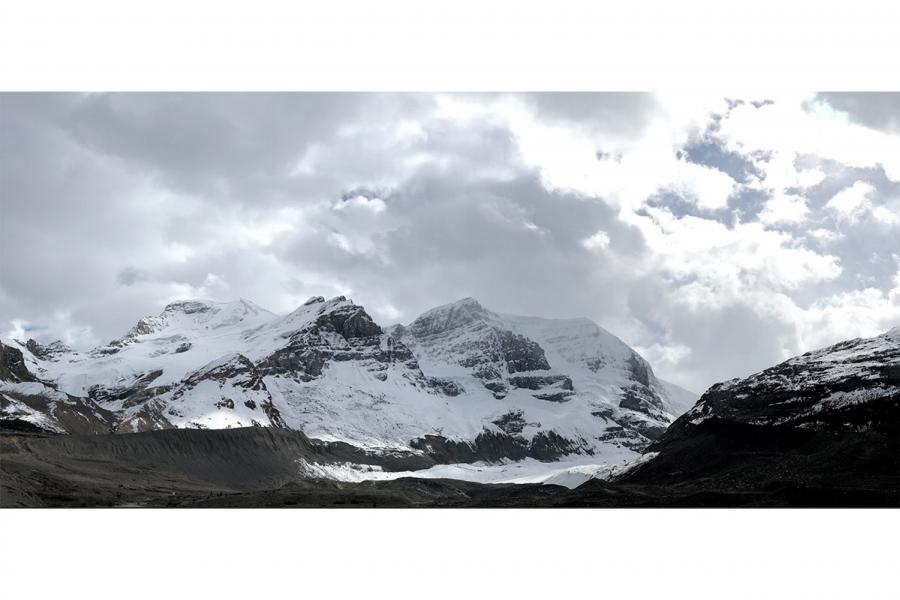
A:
[492,409,529,435]
[1,295,697,465]
[399,299,557,400]
[24,339,71,361]
[1,343,35,383]
[409,428,586,464]
[258,300,419,383]
[496,329,552,372]
[394,297,695,455]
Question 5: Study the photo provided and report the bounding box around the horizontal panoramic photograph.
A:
[1,92,898,507]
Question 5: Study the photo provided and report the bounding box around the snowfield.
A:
[297,451,639,489]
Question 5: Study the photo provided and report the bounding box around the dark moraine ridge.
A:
[0,424,434,507]
[4,404,898,507]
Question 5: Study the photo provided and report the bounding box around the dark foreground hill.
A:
[3,411,897,507]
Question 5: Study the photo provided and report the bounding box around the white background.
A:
[1,1,899,599]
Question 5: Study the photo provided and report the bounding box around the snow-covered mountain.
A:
[672,325,900,432]
[0,296,695,465]
[616,326,900,503]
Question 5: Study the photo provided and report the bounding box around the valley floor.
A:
[2,422,897,508]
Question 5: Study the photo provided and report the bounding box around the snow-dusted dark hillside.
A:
[613,327,900,503]
[671,325,900,432]
[0,296,696,468]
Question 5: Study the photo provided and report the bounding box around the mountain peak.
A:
[163,300,214,315]
[409,297,491,336]
[451,296,483,309]
[25,339,72,359]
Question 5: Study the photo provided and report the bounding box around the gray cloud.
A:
[2,93,898,393]
[817,92,900,134]
[520,92,660,137]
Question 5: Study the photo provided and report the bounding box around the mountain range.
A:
[1,297,897,507]
[0,296,694,464]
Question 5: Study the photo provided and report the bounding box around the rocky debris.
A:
[508,373,575,401]
[88,369,164,406]
[91,345,121,356]
[534,390,575,403]
[215,398,235,409]
[174,342,192,353]
[491,409,538,435]
[482,380,508,399]
[508,373,573,390]
[410,428,587,464]
[530,430,586,461]
[427,377,465,396]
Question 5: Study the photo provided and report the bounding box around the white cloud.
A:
[665,160,737,210]
[827,181,875,219]
[799,278,900,351]
[4,313,99,349]
[825,181,899,226]
[759,191,809,224]
[334,195,387,214]
[809,228,844,244]
[629,208,841,293]
[871,205,900,226]
[718,94,900,183]
[796,167,827,187]
[581,230,610,251]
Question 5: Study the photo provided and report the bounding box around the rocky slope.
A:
[0,296,695,465]
[613,327,900,506]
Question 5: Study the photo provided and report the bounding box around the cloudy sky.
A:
[1,92,899,392]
